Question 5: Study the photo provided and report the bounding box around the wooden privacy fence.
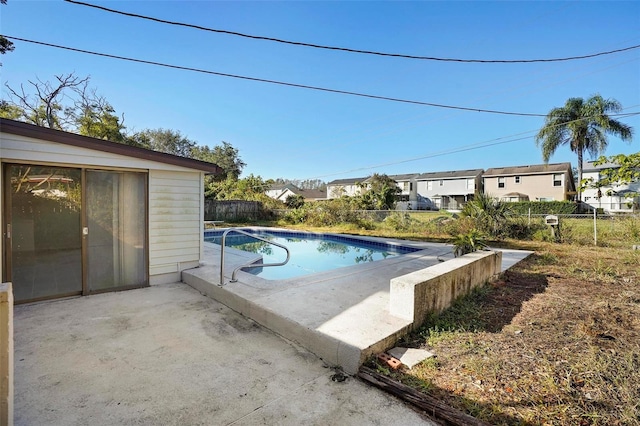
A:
[204,200,265,222]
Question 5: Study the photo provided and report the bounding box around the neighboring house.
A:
[265,183,300,202]
[297,188,326,202]
[266,184,326,203]
[0,118,222,304]
[416,169,483,211]
[326,177,368,199]
[581,160,640,213]
[388,173,422,210]
[483,162,575,202]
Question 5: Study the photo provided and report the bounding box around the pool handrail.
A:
[219,228,290,286]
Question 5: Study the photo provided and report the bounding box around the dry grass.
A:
[372,242,640,425]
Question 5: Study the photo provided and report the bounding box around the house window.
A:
[427,181,433,191]
[439,180,444,186]
[553,174,563,187]
[498,177,505,188]
[514,176,521,184]
[467,179,475,190]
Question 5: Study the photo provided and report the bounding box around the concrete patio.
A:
[14,282,435,425]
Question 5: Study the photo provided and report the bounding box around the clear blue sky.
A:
[2,1,639,182]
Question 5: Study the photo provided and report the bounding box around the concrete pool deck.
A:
[183,231,532,373]
[15,283,435,425]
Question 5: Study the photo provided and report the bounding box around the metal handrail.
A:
[219,228,290,286]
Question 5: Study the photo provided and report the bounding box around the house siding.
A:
[483,173,569,201]
[327,184,362,198]
[416,178,476,198]
[148,170,204,283]
[582,163,640,212]
[415,172,481,210]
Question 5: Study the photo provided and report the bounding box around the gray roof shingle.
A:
[483,163,571,176]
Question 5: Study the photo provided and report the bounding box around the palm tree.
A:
[535,95,633,201]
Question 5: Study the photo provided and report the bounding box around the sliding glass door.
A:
[6,165,83,301]
[4,164,148,302]
[86,170,147,292]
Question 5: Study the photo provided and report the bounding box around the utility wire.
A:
[3,35,547,117]
[308,111,640,180]
[64,0,640,64]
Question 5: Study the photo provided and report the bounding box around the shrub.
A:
[444,216,477,237]
[384,212,414,231]
[421,215,453,236]
[620,216,640,241]
[282,208,307,224]
[504,216,547,240]
[284,194,305,209]
[354,218,376,230]
[507,201,578,215]
[452,229,488,257]
[461,193,511,238]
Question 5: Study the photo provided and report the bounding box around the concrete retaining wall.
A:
[1,282,13,426]
[390,250,502,328]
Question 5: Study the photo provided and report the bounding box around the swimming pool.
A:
[204,229,421,280]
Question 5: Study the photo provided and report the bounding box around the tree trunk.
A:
[577,148,583,202]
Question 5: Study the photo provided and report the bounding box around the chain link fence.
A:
[518,213,640,247]
[271,207,640,248]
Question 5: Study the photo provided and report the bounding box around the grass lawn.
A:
[242,213,640,425]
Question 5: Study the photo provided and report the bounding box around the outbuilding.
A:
[0,118,222,303]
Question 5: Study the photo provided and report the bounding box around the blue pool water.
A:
[204,229,420,280]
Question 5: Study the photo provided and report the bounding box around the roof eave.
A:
[0,118,224,174]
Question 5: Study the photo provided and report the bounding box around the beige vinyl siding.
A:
[148,170,204,279]
[484,173,568,201]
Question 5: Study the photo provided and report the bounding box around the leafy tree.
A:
[206,174,281,208]
[5,73,90,129]
[3,72,129,143]
[0,100,23,120]
[192,141,246,181]
[0,35,12,55]
[0,1,14,60]
[274,178,326,191]
[75,93,127,142]
[129,128,195,157]
[585,153,640,203]
[535,94,633,201]
[356,173,401,210]
[593,153,640,186]
[284,194,305,209]
[233,174,271,198]
[3,72,233,172]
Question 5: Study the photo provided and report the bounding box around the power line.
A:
[3,35,547,117]
[64,0,640,64]
[308,111,640,180]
